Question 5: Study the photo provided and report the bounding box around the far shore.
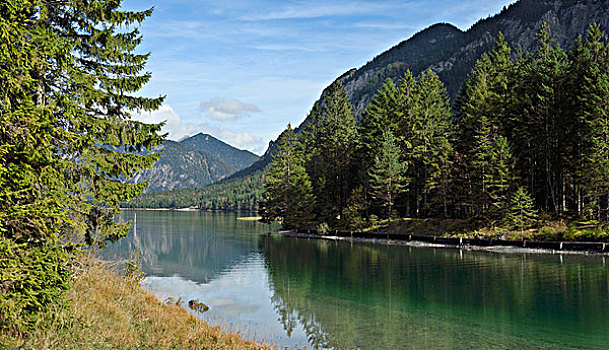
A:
[283,230,609,256]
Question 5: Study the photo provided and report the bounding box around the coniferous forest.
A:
[261,23,609,238]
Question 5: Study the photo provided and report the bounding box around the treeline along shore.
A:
[260,22,609,245]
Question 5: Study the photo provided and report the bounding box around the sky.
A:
[124,0,517,155]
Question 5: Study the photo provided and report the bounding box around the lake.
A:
[102,210,609,349]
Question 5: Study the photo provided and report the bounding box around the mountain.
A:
[235,0,609,178]
[131,0,609,207]
[131,134,259,193]
[131,141,235,193]
[179,133,259,170]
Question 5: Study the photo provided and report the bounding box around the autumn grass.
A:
[1,258,270,350]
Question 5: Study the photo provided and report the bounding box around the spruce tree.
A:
[314,82,358,227]
[369,129,407,223]
[506,187,539,233]
[1,0,163,330]
[359,78,401,169]
[578,23,609,220]
[261,124,315,230]
[405,70,453,217]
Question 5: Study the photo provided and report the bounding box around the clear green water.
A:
[103,210,609,349]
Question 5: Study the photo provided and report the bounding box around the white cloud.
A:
[133,105,265,154]
[200,97,261,122]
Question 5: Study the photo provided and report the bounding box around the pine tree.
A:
[359,78,401,169]
[0,0,164,330]
[506,187,539,233]
[314,82,358,227]
[369,129,407,222]
[261,124,315,229]
[405,70,453,217]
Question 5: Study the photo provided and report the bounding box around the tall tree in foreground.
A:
[369,130,407,223]
[1,0,164,331]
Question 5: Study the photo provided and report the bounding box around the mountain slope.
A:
[132,141,236,193]
[179,133,259,170]
[236,0,609,177]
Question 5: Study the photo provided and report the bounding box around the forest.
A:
[261,22,609,238]
[124,172,265,211]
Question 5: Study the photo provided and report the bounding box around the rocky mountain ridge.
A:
[133,134,259,193]
[234,0,609,179]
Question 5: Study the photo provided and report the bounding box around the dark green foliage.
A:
[368,130,406,222]
[261,125,315,229]
[124,171,265,211]
[258,21,609,234]
[402,70,454,217]
[1,0,163,332]
[506,187,539,232]
[314,82,358,227]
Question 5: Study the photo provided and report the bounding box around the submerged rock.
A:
[188,299,210,313]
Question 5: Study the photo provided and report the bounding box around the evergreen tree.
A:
[343,186,369,231]
[1,0,163,330]
[469,116,516,218]
[506,187,539,233]
[314,82,358,227]
[261,125,315,229]
[454,33,520,219]
[577,23,609,220]
[404,70,453,217]
[369,130,407,222]
[359,78,401,169]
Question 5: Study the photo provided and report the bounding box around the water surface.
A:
[103,210,609,349]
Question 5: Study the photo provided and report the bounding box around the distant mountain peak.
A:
[179,133,259,171]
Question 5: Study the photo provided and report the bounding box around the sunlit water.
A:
[102,210,609,349]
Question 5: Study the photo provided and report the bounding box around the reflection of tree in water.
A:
[102,211,271,284]
[260,235,609,350]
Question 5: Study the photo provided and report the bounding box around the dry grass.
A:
[10,259,270,350]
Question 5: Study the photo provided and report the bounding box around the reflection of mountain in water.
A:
[102,210,271,283]
[260,236,609,350]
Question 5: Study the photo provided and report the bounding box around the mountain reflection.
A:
[102,210,271,283]
[101,211,609,350]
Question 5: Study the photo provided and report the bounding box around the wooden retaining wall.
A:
[295,230,609,253]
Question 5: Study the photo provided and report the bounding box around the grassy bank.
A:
[1,259,269,350]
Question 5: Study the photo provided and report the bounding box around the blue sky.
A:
[125,0,517,155]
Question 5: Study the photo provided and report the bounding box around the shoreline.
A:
[283,231,609,256]
[4,259,270,349]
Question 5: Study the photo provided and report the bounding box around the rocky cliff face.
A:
[179,133,259,170]
[132,141,236,193]
[234,0,609,179]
